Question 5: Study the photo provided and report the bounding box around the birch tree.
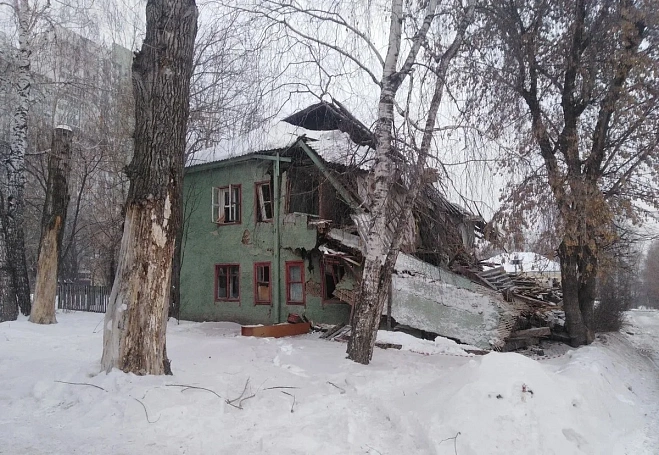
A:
[244,0,476,364]
[0,0,52,317]
[466,0,658,346]
[101,0,198,375]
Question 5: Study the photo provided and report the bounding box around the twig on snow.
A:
[281,391,296,413]
[132,397,160,424]
[264,386,300,391]
[166,384,223,400]
[226,378,255,409]
[327,381,346,394]
[438,431,461,455]
[92,317,104,333]
[54,380,107,392]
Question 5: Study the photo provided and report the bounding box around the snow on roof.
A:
[484,251,560,274]
[186,119,372,168]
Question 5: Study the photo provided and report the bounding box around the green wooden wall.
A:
[180,157,351,326]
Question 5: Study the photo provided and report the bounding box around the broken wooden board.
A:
[241,322,311,338]
[510,327,551,338]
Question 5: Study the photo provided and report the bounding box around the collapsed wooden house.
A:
[180,101,556,350]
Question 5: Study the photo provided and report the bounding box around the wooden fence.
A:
[57,284,110,313]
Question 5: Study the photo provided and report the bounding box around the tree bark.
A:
[0,191,18,323]
[101,0,198,375]
[4,5,33,316]
[558,241,588,346]
[30,126,73,325]
[347,0,474,364]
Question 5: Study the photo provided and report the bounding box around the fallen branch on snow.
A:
[132,397,160,424]
[226,378,255,409]
[54,380,107,392]
[438,431,461,455]
[281,391,296,413]
[165,384,223,400]
[327,381,346,394]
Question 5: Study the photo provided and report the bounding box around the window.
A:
[215,264,240,301]
[212,185,241,224]
[255,182,273,222]
[254,262,271,305]
[286,261,305,305]
[322,258,346,302]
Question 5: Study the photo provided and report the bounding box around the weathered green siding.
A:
[180,158,351,325]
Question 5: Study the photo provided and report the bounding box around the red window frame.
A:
[321,257,346,303]
[254,262,272,305]
[214,263,240,302]
[285,261,305,305]
[254,181,274,223]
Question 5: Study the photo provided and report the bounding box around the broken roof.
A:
[186,101,373,169]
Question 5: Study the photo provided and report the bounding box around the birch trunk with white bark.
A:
[4,2,33,316]
[0,192,18,322]
[348,0,474,364]
[30,126,73,325]
[101,0,198,375]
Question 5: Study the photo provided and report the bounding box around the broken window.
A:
[255,182,273,222]
[322,258,346,301]
[254,262,271,304]
[287,166,319,215]
[286,261,305,305]
[212,185,241,224]
[215,264,240,300]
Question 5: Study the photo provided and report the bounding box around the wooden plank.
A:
[510,327,551,338]
[241,322,311,338]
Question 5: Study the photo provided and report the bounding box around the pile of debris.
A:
[319,323,403,350]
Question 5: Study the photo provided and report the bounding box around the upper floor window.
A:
[255,182,273,222]
[212,185,241,224]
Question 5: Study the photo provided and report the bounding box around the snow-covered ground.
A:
[1,311,658,455]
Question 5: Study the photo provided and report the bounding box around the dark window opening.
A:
[215,264,240,301]
[256,182,273,222]
[288,166,319,215]
[323,259,346,301]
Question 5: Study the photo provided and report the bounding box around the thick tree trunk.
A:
[558,242,589,346]
[101,0,197,375]
[5,10,33,316]
[0,192,18,323]
[30,126,73,325]
[169,199,184,320]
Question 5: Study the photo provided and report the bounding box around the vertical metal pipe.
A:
[273,153,282,323]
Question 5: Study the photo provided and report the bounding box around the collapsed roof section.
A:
[282,100,375,148]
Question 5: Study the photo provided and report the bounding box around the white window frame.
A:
[212,184,241,224]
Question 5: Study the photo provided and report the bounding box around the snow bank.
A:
[376,330,477,356]
[395,350,648,454]
[1,312,657,454]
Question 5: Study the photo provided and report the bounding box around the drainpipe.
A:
[273,152,282,323]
